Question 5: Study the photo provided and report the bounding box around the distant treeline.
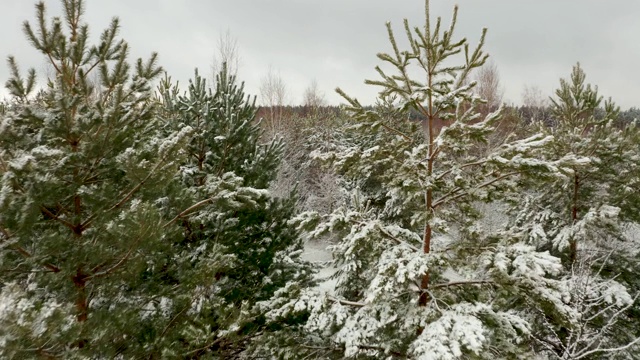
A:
[257,104,640,128]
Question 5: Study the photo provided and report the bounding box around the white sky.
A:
[1,0,639,108]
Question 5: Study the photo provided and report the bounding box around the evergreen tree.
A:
[508,64,640,359]
[262,1,598,358]
[0,1,312,358]
[0,0,192,356]
[154,67,314,357]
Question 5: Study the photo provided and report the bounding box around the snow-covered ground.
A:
[301,240,337,294]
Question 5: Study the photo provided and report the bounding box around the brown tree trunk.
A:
[570,173,579,264]
[418,191,433,306]
[418,74,435,307]
[72,270,89,323]
[418,264,431,306]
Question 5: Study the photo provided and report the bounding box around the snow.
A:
[602,280,634,307]
[366,246,429,302]
[0,7,639,356]
[301,239,337,294]
[31,145,64,158]
[410,303,487,359]
[8,152,34,170]
[158,125,193,158]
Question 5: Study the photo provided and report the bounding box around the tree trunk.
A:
[418,78,435,307]
[570,173,579,264]
[72,269,89,323]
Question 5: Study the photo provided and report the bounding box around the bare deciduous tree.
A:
[211,29,240,80]
[533,252,640,359]
[522,84,549,108]
[303,79,325,114]
[474,60,504,116]
[521,84,551,124]
[259,66,287,134]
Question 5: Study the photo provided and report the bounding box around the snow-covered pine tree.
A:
[0,1,313,357]
[515,63,640,262]
[508,63,640,359]
[262,1,598,358]
[155,66,314,357]
[0,0,198,357]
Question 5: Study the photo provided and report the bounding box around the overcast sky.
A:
[1,1,639,109]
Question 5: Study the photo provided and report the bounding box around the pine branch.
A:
[431,280,494,290]
[435,159,487,181]
[301,344,335,350]
[12,245,31,260]
[327,296,366,307]
[358,344,407,358]
[40,205,78,233]
[46,52,63,76]
[87,233,144,280]
[376,224,420,252]
[86,246,134,279]
[89,260,109,274]
[0,225,12,242]
[0,156,8,173]
[432,171,519,208]
[1,225,61,272]
[379,121,414,142]
[183,337,225,356]
[164,196,215,228]
[92,147,173,226]
[415,99,432,120]
[160,304,190,338]
[431,187,465,210]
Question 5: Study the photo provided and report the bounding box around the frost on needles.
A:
[262,1,640,359]
[1,0,640,359]
[0,0,312,357]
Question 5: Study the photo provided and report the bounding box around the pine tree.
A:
[508,64,640,358]
[154,66,314,357]
[0,1,315,357]
[0,0,196,356]
[263,1,595,358]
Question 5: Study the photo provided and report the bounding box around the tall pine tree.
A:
[154,66,314,357]
[0,1,312,358]
[261,1,631,358]
[507,63,640,359]
[0,0,193,356]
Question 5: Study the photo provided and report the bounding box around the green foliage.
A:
[5,57,36,102]
[0,0,192,357]
[0,1,312,358]
[508,63,640,358]
[156,66,314,357]
[260,2,640,359]
[1,1,638,358]
[160,67,282,190]
[264,1,582,358]
[511,63,639,256]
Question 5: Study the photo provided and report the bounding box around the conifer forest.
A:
[2,1,640,359]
